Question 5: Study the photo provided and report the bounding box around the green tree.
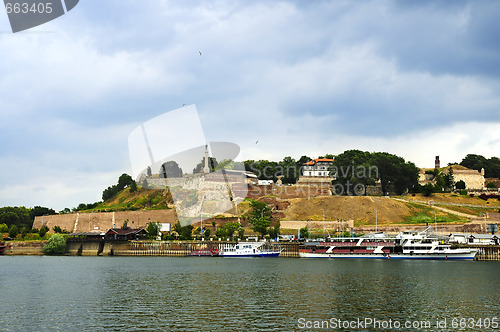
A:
[278,156,299,184]
[102,173,137,201]
[43,234,67,255]
[299,226,309,239]
[0,223,8,233]
[455,180,466,190]
[268,223,280,239]
[146,222,161,239]
[460,154,500,178]
[223,222,241,239]
[8,224,19,238]
[39,225,49,238]
[330,150,419,195]
[30,206,56,221]
[487,182,497,189]
[203,228,211,238]
[422,183,435,197]
[238,228,245,239]
[20,227,28,238]
[246,200,273,237]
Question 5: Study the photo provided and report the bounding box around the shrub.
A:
[53,225,62,234]
[8,224,19,238]
[43,234,67,255]
[39,225,49,238]
[0,223,8,233]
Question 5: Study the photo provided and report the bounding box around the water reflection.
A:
[0,256,498,331]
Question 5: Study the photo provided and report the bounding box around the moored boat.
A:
[219,241,282,257]
[299,227,478,260]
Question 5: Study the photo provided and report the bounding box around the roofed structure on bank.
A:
[105,228,147,240]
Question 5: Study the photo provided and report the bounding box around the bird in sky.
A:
[256,141,258,144]
[199,51,202,56]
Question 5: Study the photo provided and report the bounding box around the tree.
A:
[455,180,466,190]
[160,161,184,178]
[279,156,299,184]
[487,182,497,189]
[460,154,500,178]
[422,183,435,197]
[146,222,161,239]
[30,206,56,221]
[39,225,49,238]
[193,157,217,174]
[299,226,309,239]
[268,223,280,239]
[8,224,18,238]
[250,217,271,237]
[0,223,8,233]
[223,222,241,239]
[53,225,63,234]
[43,234,67,255]
[103,173,137,201]
[203,228,211,238]
[330,150,419,195]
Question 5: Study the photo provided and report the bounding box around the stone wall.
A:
[33,210,178,233]
[454,170,485,190]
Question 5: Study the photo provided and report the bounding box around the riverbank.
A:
[2,239,499,261]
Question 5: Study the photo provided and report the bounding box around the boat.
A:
[0,242,6,254]
[219,241,282,257]
[299,227,478,260]
[189,248,219,256]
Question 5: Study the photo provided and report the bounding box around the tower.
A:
[203,144,210,174]
[435,156,440,169]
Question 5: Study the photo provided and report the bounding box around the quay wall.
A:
[1,241,45,255]
[2,240,500,260]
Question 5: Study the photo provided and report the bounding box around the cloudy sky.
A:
[1,0,499,210]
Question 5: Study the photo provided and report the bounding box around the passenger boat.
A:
[0,243,6,253]
[219,241,282,257]
[299,227,478,260]
[189,248,219,256]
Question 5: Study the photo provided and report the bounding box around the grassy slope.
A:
[88,187,498,227]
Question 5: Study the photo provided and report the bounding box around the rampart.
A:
[33,209,178,233]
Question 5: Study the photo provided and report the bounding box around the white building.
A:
[302,158,334,177]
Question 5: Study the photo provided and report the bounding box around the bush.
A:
[43,234,67,255]
[39,225,49,238]
[8,225,19,238]
[459,190,468,196]
[0,223,8,233]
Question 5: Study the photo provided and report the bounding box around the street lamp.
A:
[321,209,325,237]
[434,211,437,235]
[374,209,378,232]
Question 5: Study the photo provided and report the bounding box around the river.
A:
[0,256,499,331]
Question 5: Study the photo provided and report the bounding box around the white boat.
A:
[219,241,282,257]
[299,227,478,260]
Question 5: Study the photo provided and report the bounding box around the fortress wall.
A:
[454,170,484,190]
[33,209,178,233]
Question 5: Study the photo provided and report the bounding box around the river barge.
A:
[299,228,478,260]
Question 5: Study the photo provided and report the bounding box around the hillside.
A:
[94,187,174,212]
[87,184,500,228]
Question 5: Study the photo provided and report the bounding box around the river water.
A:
[0,256,499,331]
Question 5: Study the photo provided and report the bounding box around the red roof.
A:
[303,158,334,165]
